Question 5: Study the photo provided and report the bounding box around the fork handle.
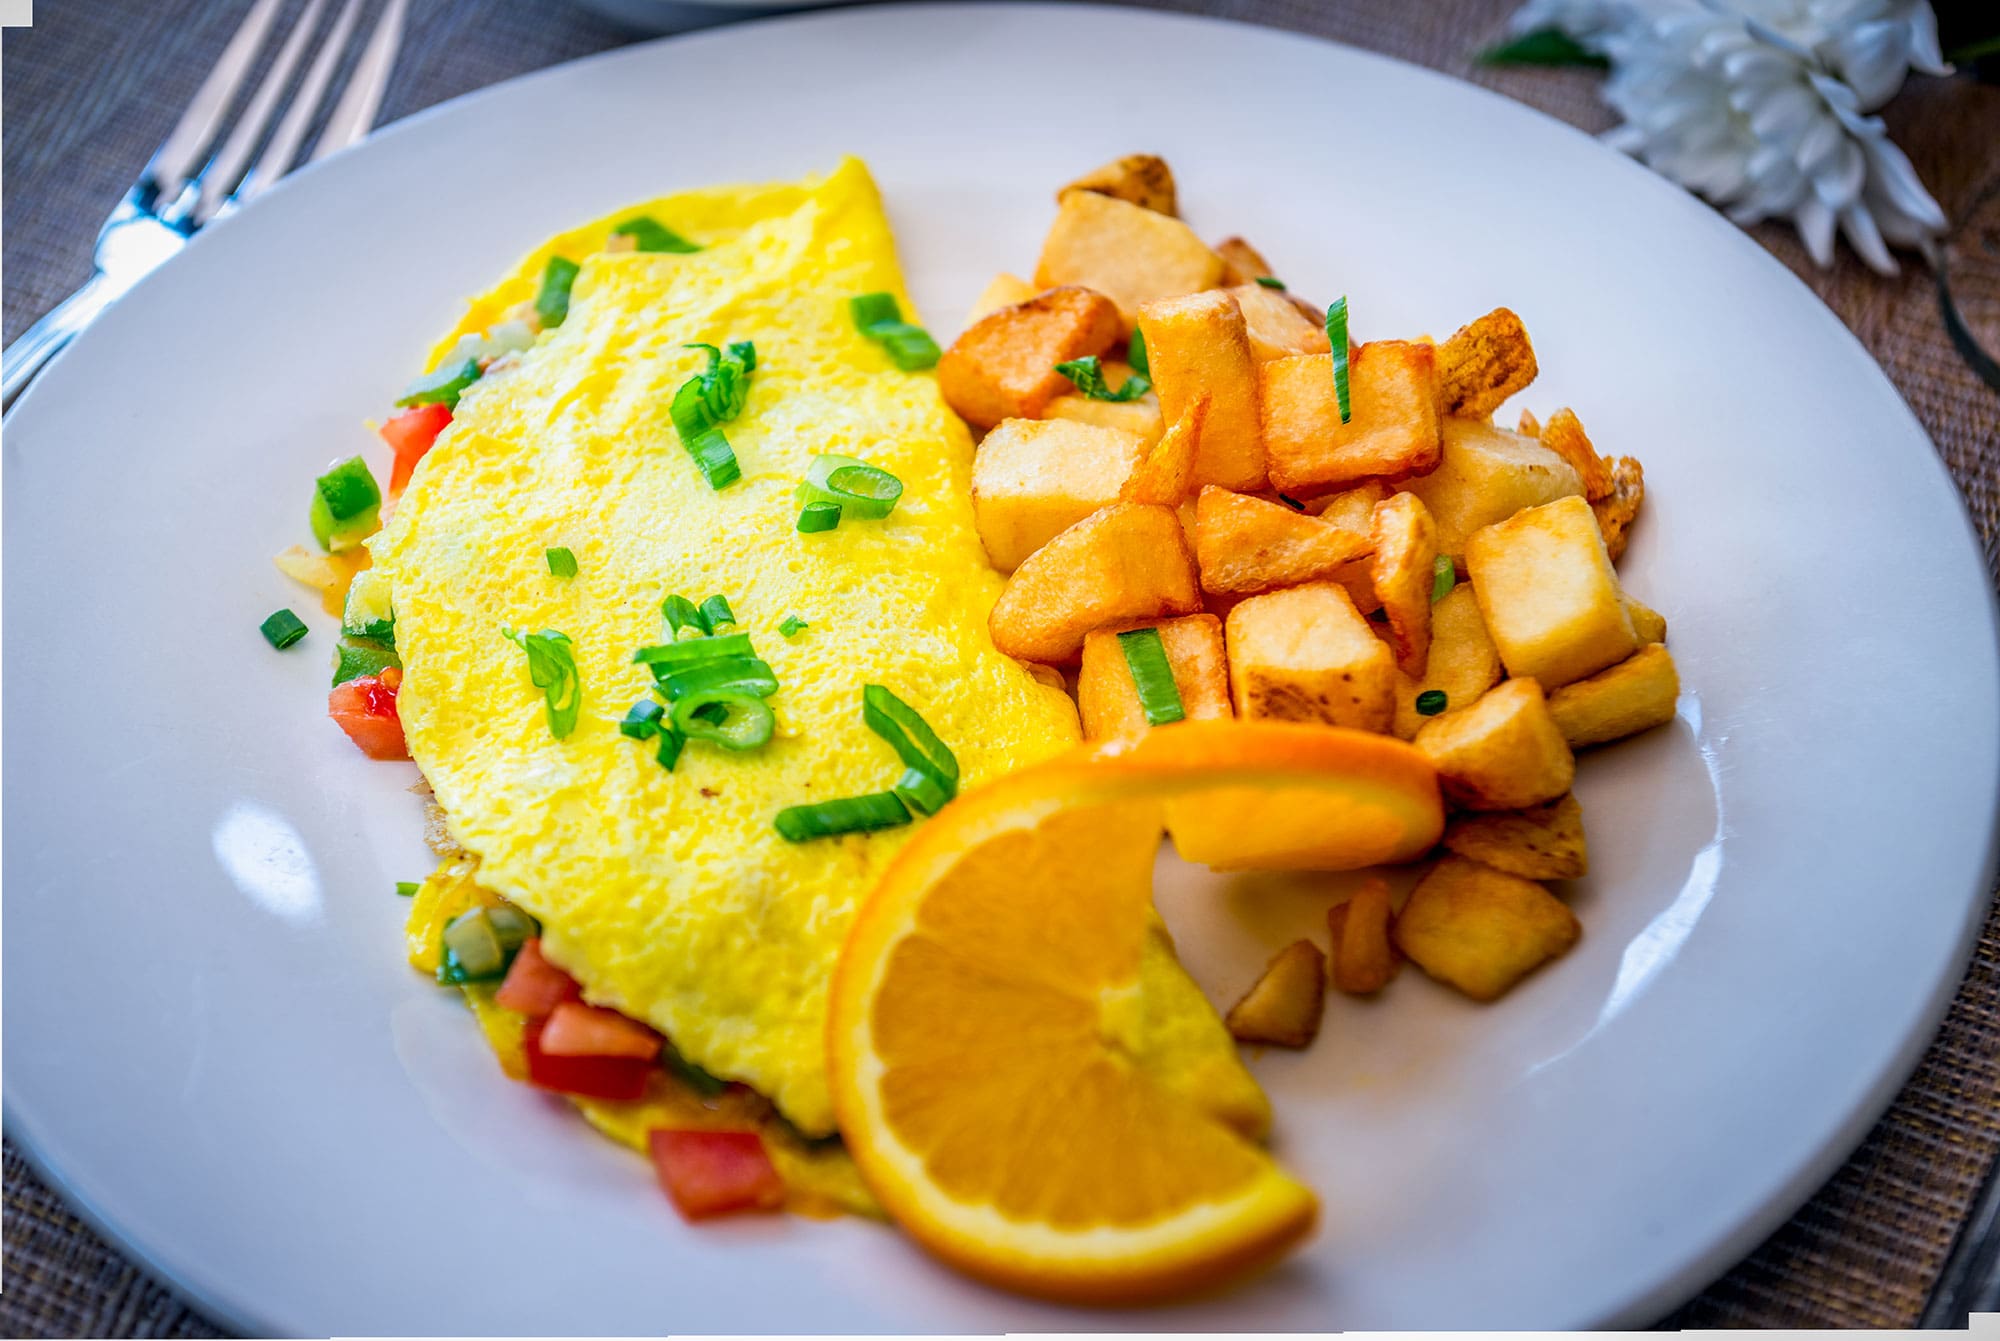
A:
[3,274,115,408]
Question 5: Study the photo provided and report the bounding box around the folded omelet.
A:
[377,161,1265,1155]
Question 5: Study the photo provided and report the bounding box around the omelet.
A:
[377,160,1265,1153]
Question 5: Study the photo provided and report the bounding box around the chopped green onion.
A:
[799,453,903,520]
[863,684,960,797]
[848,292,940,371]
[612,215,701,254]
[683,426,741,491]
[656,727,686,771]
[698,595,736,630]
[309,456,382,551]
[1127,325,1149,375]
[1326,297,1351,424]
[798,501,842,533]
[1054,355,1150,403]
[662,1042,728,1096]
[501,626,581,739]
[1415,689,1449,716]
[892,766,952,817]
[1431,554,1455,604]
[1256,275,1288,290]
[669,341,754,491]
[658,657,778,702]
[774,792,912,842]
[1117,627,1185,726]
[633,632,755,669]
[545,546,578,579]
[331,640,399,687]
[436,905,536,984]
[535,255,580,329]
[397,357,481,410]
[1278,493,1307,512]
[849,293,901,329]
[620,699,666,739]
[726,339,757,372]
[396,881,419,897]
[662,594,707,637]
[671,691,775,751]
[779,615,809,638]
[260,608,308,650]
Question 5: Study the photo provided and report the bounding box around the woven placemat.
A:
[5,1,1997,1334]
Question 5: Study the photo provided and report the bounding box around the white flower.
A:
[1509,0,1950,272]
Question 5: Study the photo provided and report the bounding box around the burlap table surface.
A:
[4,1,1996,1334]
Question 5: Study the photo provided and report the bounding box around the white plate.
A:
[6,4,1996,1332]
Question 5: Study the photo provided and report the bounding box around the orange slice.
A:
[827,721,1443,1303]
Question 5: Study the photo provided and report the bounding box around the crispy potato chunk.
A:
[1622,592,1667,644]
[1538,407,1612,501]
[939,286,1123,430]
[1310,481,1391,612]
[1370,491,1439,678]
[1436,307,1539,419]
[1227,283,1332,362]
[1226,939,1326,1047]
[1260,342,1443,494]
[1119,395,1204,506]
[1226,582,1395,732]
[1466,495,1638,688]
[988,502,1200,664]
[1329,877,1400,995]
[1035,191,1225,326]
[1413,677,1575,810]
[1078,613,1231,740]
[1547,643,1680,748]
[1046,384,1165,449]
[1059,154,1179,216]
[1137,290,1266,492]
[965,272,1035,327]
[1443,793,1587,880]
[1391,584,1502,739]
[971,418,1148,572]
[1194,485,1373,595]
[1403,418,1584,558]
[1394,855,1580,1001]
[1214,236,1275,286]
[1593,455,1646,563]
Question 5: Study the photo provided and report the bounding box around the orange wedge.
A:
[827,721,1442,1304]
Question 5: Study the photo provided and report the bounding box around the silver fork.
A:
[1,0,408,408]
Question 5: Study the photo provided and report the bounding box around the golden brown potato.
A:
[1413,677,1575,811]
[1547,643,1680,748]
[1370,491,1438,678]
[988,502,1201,664]
[1034,191,1225,326]
[1227,283,1333,362]
[1059,153,1179,216]
[1436,307,1538,419]
[1118,394,1204,506]
[1260,341,1443,494]
[1516,407,1541,437]
[1539,407,1613,501]
[971,418,1149,572]
[1391,584,1502,740]
[965,272,1035,328]
[938,286,1123,430]
[1138,290,1267,492]
[1194,485,1373,595]
[1443,793,1587,880]
[1225,581,1395,732]
[1393,855,1580,1001]
[1213,236,1276,287]
[1225,939,1326,1047]
[1329,877,1400,995]
[1308,481,1390,612]
[1622,592,1667,645]
[1592,455,1646,563]
[1402,418,1584,558]
[1047,385,1165,449]
[1078,613,1231,740]
[1466,495,1638,688]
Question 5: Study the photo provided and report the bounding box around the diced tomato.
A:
[538,1001,662,1061]
[383,402,452,494]
[494,938,582,1016]
[648,1129,785,1221]
[522,1016,653,1101]
[327,674,407,760]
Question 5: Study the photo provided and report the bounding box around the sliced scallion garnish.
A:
[1326,297,1351,424]
[620,698,666,739]
[260,608,308,650]
[501,626,581,739]
[798,501,842,533]
[1117,627,1186,726]
[633,632,755,669]
[612,215,701,254]
[1431,554,1455,604]
[892,766,952,817]
[657,657,778,702]
[662,594,707,638]
[798,454,903,521]
[546,546,578,579]
[1256,275,1288,290]
[1415,689,1449,716]
[863,684,959,798]
[1127,325,1149,375]
[698,594,736,631]
[535,255,580,330]
[848,292,940,371]
[656,727,687,772]
[774,792,912,842]
[779,615,809,638]
[1054,355,1150,403]
[395,881,419,897]
[671,690,775,751]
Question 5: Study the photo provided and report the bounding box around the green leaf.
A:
[1478,28,1608,68]
[1054,355,1151,403]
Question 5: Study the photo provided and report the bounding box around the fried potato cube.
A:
[1403,418,1584,557]
[1260,342,1443,495]
[1225,939,1326,1047]
[1120,396,1204,505]
[1442,793,1587,880]
[939,286,1123,430]
[1593,455,1646,563]
[1393,855,1580,1001]
[1310,481,1391,612]
[965,272,1035,327]
[1371,491,1439,677]
[1046,385,1165,449]
[1035,191,1225,326]
[1136,290,1267,492]
[1538,407,1612,501]
[1329,877,1400,995]
[1078,613,1231,740]
[1214,235,1276,286]
[1413,677,1575,810]
[1059,153,1179,216]
[970,418,1148,572]
[1436,307,1539,419]
[1194,485,1373,595]
[1227,283,1333,362]
[1225,582,1395,732]
[988,502,1201,664]
[1466,494,1638,688]
[1391,584,1502,739]
[1547,643,1680,748]
[1622,592,1667,644]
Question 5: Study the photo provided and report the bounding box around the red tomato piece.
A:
[493,938,582,1017]
[648,1130,785,1221]
[522,1016,653,1101]
[383,403,452,495]
[538,1001,662,1061]
[327,674,407,760]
